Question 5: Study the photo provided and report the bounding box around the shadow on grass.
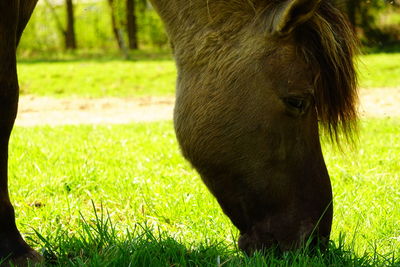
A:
[362,43,400,54]
[17,49,173,64]
[26,203,399,267]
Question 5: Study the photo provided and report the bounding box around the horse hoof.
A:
[1,249,43,267]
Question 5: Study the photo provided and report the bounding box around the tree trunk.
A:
[346,0,358,28]
[108,0,124,50]
[65,0,77,49]
[126,0,138,50]
[331,0,357,28]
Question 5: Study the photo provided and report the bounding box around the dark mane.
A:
[295,2,359,141]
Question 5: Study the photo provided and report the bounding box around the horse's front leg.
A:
[0,0,41,265]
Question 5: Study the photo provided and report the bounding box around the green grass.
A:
[17,56,176,98]
[16,52,400,98]
[7,118,400,266]
[358,53,400,88]
[10,49,400,265]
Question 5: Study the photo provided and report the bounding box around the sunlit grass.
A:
[8,118,400,266]
[358,53,400,89]
[16,52,400,99]
[17,57,176,97]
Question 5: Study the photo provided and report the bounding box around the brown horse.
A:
[0,0,358,265]
[150,0,358,253]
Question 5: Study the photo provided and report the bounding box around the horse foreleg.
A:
[0,0,41,265]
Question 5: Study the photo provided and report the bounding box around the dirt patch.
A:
[359,88,400,118]
[16,96,175,126]
[15,89,399,126]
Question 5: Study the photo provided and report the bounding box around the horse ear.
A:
[272,0,321,35]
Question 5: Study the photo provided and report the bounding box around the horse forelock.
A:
[295,2,359,142]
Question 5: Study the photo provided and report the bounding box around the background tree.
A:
[332,0,400,46]
[65,0,77,49]
[43,0,77,50]
[126,0,138,50]
[332,0,382,29]
[108,0,125,51]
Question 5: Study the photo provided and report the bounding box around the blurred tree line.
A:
[19,0,168,55]
[18,0,400,55]
[333,0,400,48]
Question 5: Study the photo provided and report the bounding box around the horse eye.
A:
[284,97,306,110]
[282,97,310,116]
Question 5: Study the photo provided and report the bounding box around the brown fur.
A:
[150,0,358,253]
[155,0,359,140]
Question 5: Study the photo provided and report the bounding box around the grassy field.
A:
[6,118,400,266]
[358,53,400,88]
[6,51,400,265]
[17,52,176,98]
[16,52,400,98]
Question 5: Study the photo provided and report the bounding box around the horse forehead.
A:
[174,31,266,80]
[174,18,313,88]
[180,28,265,58]
[262,45,315,93]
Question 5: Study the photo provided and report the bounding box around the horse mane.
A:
[294,2,359,142]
